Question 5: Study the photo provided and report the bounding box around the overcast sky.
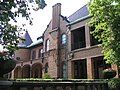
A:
[22,0,90,42]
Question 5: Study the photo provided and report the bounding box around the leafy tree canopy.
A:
[89,0,120,65]
[0,0,46,58]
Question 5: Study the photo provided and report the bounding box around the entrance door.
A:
[74,59,87,79]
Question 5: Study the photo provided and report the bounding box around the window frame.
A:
[38,49,43,58]
[31,50,36,60]
[45,39,50,52]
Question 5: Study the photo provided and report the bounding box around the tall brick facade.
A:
[11,3,119,79]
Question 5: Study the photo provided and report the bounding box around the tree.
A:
[0,0,46,58]
[89,0,120,65]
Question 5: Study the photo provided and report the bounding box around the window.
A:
[45,63,48,73]
[38,49,41,58]
[74,59,87,79]
[46,39,50,51]
[31,50,36,59]
[61,34,67,44]
[90,27,102,46]
[71,26,86,50]
[41,49,43,57]
[38,49,43,58]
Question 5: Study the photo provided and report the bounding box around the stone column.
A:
[87,58,94,79]
[67,60,72,79]
[85,24,90,48]
[11,70,14,79]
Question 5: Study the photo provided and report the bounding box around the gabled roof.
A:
[68,4,89,23]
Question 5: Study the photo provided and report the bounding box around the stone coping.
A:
[10,79,108,83]
[0,81,13,86]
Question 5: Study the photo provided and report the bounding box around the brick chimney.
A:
[52,3,61,30]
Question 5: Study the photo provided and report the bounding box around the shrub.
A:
[42,73,52,79]
[108,78,120,90]
[103,68,116,79]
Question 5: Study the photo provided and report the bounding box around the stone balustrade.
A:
[0,79,109,90]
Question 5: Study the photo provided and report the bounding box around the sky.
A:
[26,0,90,42]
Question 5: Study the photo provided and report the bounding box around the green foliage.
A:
[0,0,46,58]
[36,0,47,9]
[89,0,120,66]
[42,73,52,79]
[103,68,116,79]
[108,78,120,90]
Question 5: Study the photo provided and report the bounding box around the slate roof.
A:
[18,31,33,48]
[68,4,89,23]
[27,38,43,48]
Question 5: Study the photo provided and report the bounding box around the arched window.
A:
[31,50,36,60]
[61,34,67,44]
[46,39,50,51]
[45,63,48,73]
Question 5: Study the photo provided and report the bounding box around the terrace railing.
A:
[0,79,109,90]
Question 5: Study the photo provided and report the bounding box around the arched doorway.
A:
[22,65,30,78]
[32,63,42,78]
[14,66,22,78]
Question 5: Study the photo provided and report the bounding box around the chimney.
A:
[52,3,61,30]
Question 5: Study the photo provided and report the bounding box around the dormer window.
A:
[61,34,67,45]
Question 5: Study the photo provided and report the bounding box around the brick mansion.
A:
[11,3,119,79]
